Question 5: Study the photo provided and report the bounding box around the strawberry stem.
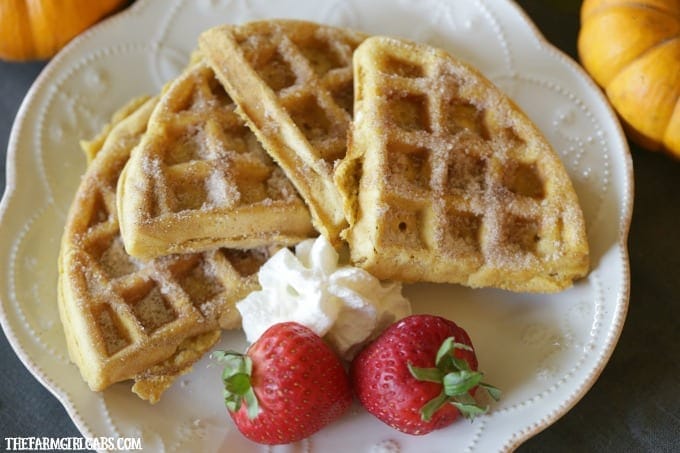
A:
[212,350,260,419]
[408,336,501,421]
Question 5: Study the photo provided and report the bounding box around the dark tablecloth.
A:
[1,1,678,451]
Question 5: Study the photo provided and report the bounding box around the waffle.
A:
[58,96,274,402]
[117,59,314,260]
[80,95,151,164]
[199,20,367,243]
[335,36,589,292]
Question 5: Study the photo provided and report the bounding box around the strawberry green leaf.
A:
[451,400,488,419]
[435,337,455,367]
[213,351,260,419]
[411,335,502,423]
[225,372,251,394]
[213,351,251,375]
[420,390,449,421]
[243,387,259,419]
[408,364,444,383]
[450,356,471,372]
[212,350,244,364]
[224,391,241,412]
[454,392,476,405]
[435,337,473,370]
[443,370,483,396]
[480,382,502,401]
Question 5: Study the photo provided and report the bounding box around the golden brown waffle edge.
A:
[57,94,275,402]
[116,59,315,260]
[198,20,368,245]
[335,35,589,292]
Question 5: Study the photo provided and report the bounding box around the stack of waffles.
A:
[58,20,589,402]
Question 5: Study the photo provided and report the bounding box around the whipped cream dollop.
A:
[237,236,411,360]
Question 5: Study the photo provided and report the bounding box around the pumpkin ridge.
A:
[584,2,680,21]
[3,1,36,60]
[606,35,680,89]
[663,98,680,159]
[662,85,680,146]
[607,37,680,149]
[580,0,680,158]
[0,0,128,61]
[24,1,47,58]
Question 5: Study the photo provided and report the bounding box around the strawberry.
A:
[213,322,352,445]
[351,314,500,435]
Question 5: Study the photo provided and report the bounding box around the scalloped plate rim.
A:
[0,0,633,451]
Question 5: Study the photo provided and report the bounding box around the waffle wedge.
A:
[58,96,274,402]
[117,59,314,260]
[335,36,589,292]
[199,20,367,243]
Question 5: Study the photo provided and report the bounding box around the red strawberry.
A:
[351,314,500,435]
[213,322,352,445]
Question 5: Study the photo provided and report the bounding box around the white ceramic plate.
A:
[0,0,632,451]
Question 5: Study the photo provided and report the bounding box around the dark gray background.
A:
[1,1,678,451]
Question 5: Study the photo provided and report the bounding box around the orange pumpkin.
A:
[0,0,128,61]
[578,0,680,158]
